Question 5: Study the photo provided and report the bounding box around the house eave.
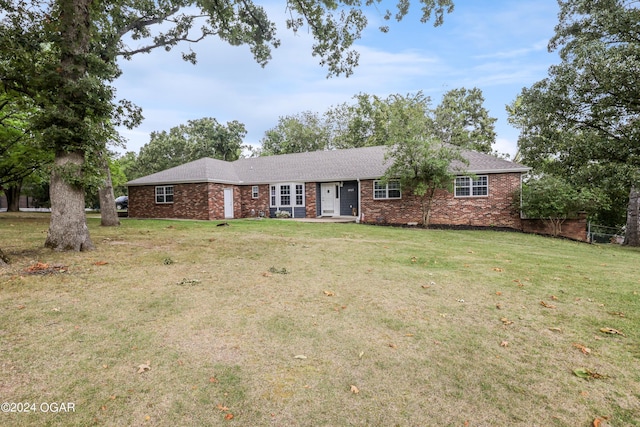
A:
[127,178,241,187]
[462,168,530,175]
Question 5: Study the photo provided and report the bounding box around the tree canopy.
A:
[508,0,640,245]
[129,117,246,179]
[260,87,496,155]
[260,112,330,156]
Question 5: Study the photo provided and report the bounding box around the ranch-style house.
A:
[126,145,531,230]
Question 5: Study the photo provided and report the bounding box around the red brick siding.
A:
[239,184,270,218]
[359,173,523,228]
[305,183,318,218]
[129,183,241,220]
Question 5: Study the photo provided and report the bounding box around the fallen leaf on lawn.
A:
[94,261,108,266]
[593,416,610,427]
[573,367,607,380]
[421,284,430,289]
[500,317,513,325]
[350,385,360,394]
[600,327,625,337]
[551,295,558,301]
[548,327,562,333]
[323,290,335,296]
[388,343,397,349]
[209,376,218,383]
[17,304,26,310]
[500,341,509,347]
[572,343,591,355]
[496,303,502,309]
[145,415,151,421]
[540,300,556,309]
[493,267,504,272]
[573,368,589,379]
[224,413,234,420]
[294,355,307,359]
[358,351,364,359]
[607,311,625,317]
[137,361,151,374]
[496,291,503,296]
[262,272,272,277]
[411,256,417,263]
[216,404,229,411]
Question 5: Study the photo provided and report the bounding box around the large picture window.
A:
[373,180,401,200]
[455,176,488,197]
[270,183,305,207]
[155,185,174,203]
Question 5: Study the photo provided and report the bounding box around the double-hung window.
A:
[155,185,174,203]
[455,175,488,197]
[252,186,259,199]
[373,180,401,200]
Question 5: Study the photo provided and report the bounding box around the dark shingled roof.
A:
[127,145,529,186]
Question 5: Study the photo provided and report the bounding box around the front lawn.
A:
[1,214,638,426]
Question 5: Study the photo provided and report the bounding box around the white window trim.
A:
[155,185,174,204]
[373,180,401,200]
[251,185,259,199]
[270,183,305,208]
[454,175,489,198]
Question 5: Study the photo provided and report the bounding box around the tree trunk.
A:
[98,153,120,227]
[5,181,22,212]
[421,187,437,228]
[45,151,94,251]
[623,185,640,246]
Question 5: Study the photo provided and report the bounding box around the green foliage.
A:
[508,0,640,239]
[433,87,496,153]
[260,86,497,156]
[325,88,496,151]
[260,111,330,155]
[128,117,246,178]
[518,175,600,236]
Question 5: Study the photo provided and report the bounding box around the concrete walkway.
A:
[290,216,358,223]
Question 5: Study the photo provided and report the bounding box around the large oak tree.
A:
[1,0,454,251]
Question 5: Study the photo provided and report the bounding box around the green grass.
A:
[1,212,639,426]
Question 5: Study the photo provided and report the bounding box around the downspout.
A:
[356,179,361,224]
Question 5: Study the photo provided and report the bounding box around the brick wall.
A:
[359,173,523,229]
[129,183,209,220]
[305,183,318,218]
[521,213,588,242]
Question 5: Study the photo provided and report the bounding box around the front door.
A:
[321,183,340,217]
[224,188,234,219]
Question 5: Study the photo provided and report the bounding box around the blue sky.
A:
[113,0,561,158]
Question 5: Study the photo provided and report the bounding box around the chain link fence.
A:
[588,223,625,244]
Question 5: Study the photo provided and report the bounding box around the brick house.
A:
[126,145,530,229]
